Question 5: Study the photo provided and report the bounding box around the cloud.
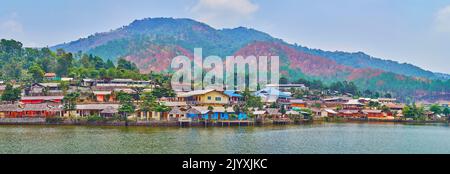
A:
[189,0,259,28]
[434,5,450,33]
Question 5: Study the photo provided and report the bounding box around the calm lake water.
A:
[1,122,450,154]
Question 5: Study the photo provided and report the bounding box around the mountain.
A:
[52,17,450,101]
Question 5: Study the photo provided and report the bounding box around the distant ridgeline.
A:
[1,18,449,102]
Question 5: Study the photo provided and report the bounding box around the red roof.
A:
[44,73,56,77]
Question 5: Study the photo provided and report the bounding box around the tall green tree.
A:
[1,84,21,102]
[56,52,74,77]
[63,92,80,117]
[139,92,158,118]
[28,64,45,83]
[117,58,138,71]
[242,88,263,109]
[117,91,136,126]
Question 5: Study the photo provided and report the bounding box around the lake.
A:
[1,122,450,154]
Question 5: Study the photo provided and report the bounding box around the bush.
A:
[86,115,106,122]
[46,117,64,124]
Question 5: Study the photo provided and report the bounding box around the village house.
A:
[20,96,64,104]
[312,108,338,118]
[224,90,244,105]
[185,106,247,121]
[176,89,229,107]
[342,99,365,110]
[44,73,57,81]
[377,98,397,104]
[92,91,114,102]
[75,104,120,117]
[384,103,405,112]
[81,79,95,87]
[290,99,307,109]
[321,96,352,108]
[0,103,63,118]
[362,110,385,119]
[266,108,282,120]
[81,78,155,88]
[254,87,291,105]
[168,107,187,120]
[27,83,62,96]
[337,110,362,118]
[265,84,308,92]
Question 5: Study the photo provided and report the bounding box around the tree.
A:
[28,64,45,83]
[384,93,392,98]
[429,104,442,115]
[139,92,158,119]
[403,103,425,120]
[1,84,21,102]
[155,103,170,120]
[117,58,138,71]
[242,88,263,109]
[443,107,450,116]
[151,86,176,98]
[56,52,74,76]
[368,101,380,108]
[63,92,80,117]
[280,106,286,115]
[117,91,136,126]
[105,59,115,69]
[59,81,70,95]
[381,105,391,113]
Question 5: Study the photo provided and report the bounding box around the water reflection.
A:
[1,123,450,154]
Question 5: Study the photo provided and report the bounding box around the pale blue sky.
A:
[1,0,449,73]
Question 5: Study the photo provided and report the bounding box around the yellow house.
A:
[177,89,229,106]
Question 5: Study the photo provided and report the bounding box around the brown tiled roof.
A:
[169,107,186,115]
[266,108,281,115]
[21,96,64,100]
[100,106,119,114]
[44,73,56,77]
[0,103,62,112]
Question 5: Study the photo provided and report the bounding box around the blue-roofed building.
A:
[254,87,292,104]
[186,106,248,121]
[224,90,244,105]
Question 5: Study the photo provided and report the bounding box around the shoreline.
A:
[0,119,448,127]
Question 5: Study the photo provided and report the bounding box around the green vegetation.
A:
[63,92,80,117]
[1,84,21,102]
[429,104,442,115]
[403,104,426,120]
[140,92,158,114]
[86,115,107,123]
[45,117,64,124]
[0,39,147,82]
[443,107,450,116]
[117,91,136,126]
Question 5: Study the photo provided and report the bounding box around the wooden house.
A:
[176,89,229,106]
[20,96,64,104]
[0,103,63,118]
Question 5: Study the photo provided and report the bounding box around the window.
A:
[207,96,212,100]
[215,97,222,101]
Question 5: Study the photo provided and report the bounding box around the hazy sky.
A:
[1,0,449,73]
